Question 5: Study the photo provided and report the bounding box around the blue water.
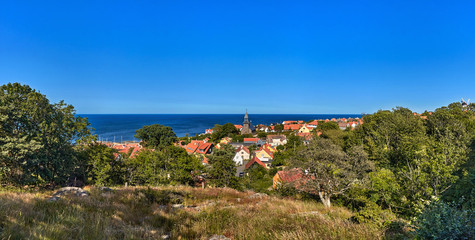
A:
[79,114,362,141]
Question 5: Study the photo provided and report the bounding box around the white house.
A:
[233,153,244,166]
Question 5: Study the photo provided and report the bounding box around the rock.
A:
[99,186,113,192]
[50,187,89,201]
[247,193,268,199]
[172,204,184,209]
[236,198,241,202]
[209,235,230,240]
[161,234,170,239]
[48,196,60,202]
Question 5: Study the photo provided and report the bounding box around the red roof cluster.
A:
[105,142,142,158]
[244,138,260,143]
[183,140,213,155]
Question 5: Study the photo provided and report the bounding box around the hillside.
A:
[0,186,386,240]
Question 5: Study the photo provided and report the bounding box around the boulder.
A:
[49,187,89,201]
[247,193,268,199]
[209,235,230,240]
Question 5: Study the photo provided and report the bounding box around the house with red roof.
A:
[284,124,301,131]
[266,135,287,147]
[245,156,268,170]
[273,168,315,189]
[244,138,265,147]
[283,120,304,125]
[184,140,213,155]
[205,129,214,134]
[307,120,319,127]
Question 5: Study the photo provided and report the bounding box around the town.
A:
[102,111,364,188]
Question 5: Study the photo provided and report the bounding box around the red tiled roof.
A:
[244,138,259,142]
[236,146,250,154]
[245,156,267,169]
[196,142,213,154]
[308,120,319,125]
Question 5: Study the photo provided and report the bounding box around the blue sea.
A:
[79,114,362,141]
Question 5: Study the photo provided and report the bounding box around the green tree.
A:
[207,144,239,188]
[414,199,475,240]
[126,146,201,186]
[244,165,273,192]
[211,123,239,142]
[82,142,124,186]
[0,83,91,186]
[274,124,284,132]
[356,106,474,217]
[135,124,177,149]
[290,139,372,207]
[317,121,339,131]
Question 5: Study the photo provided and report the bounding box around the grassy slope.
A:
[0,186,382,240]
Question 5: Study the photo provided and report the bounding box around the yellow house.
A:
[298,124,312,133]
[263,143,276,153]
[255,147,273,161]
[220,137,232,144]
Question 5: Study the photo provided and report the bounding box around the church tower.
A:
[241,110,252,135]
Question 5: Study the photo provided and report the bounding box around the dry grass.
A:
[0,186,383,239]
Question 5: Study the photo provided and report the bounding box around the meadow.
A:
[0,186,389,240]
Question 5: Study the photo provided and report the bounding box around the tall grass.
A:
[0,186,383,239]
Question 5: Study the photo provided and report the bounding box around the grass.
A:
[0,186,385,239]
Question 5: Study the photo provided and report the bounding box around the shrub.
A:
[414,200,474,240]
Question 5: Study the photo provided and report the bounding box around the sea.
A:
[79,114,362,142]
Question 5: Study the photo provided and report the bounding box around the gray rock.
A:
[99,186,113,192]
[247,193,268,199]
[161,234,170,239]
[50,187,89,200]
[209,235,230,240]
[48,196,60,202]
[172,204,184,208]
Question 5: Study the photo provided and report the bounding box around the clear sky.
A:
[1,1,474,114]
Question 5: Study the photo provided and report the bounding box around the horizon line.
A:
[77,113,363,115]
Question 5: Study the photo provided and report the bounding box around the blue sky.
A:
[0,1,474,114]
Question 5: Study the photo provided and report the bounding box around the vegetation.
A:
[210,123,239,142]
[135,124,177,149]
[0,83,91,187]
[290,139,373,208]
[206,144,239,189]
[0,186,383,240]
[1,82,475,239]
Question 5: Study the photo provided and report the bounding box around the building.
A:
[244,137,265,147]
[273,168,314,189]
[266,135,287,147]
[241,110,252,135]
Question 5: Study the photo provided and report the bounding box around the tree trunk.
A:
[319,191,331,208]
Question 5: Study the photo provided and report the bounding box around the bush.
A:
[353,201,396,227]
[414,200,474,240]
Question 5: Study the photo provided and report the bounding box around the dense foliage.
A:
[0,83,91,186]
[135,124,177,149]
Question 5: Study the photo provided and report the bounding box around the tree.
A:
[125,146,201,186]
[244,164,273,192]
[207,144,239,188]
[211,123,239,142]
[274,124,284,132]
[82,142,124,186]
[317,121,339,131]
[135,124,177,149]
[0,83,91,186]
[290,139,372,207]
[356,105,474,217]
